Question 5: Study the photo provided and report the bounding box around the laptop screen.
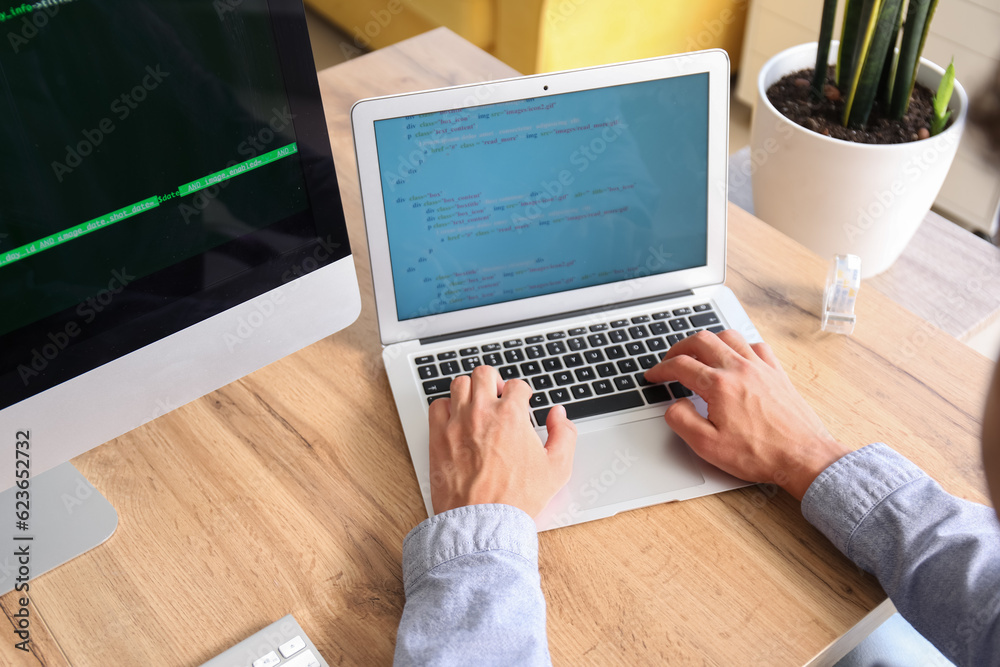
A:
[374,73,710,322]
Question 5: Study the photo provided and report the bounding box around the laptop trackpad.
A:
[560,417,705,510]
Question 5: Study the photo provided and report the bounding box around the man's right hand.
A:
[644,330,850,500]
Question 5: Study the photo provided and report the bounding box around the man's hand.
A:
[428,364,578,517]
[644,330,850,500]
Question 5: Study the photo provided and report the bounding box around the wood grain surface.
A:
[1,27,993,667]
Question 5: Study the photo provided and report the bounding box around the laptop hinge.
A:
[419,289,696,345]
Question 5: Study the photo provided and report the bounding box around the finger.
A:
[449,373,472,404]
[428,396,452,428]
[750,341,782,370]
[499,378,532,406]
[716,329,756,361]
[664,398,717,450]
[469,365,501,403]
[661,330,737,369]
[644,354,715,396]
[543,405,578,476]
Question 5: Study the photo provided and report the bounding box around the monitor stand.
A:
[1,463,118,596]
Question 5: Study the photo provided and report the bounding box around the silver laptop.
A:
[351,50,760,530]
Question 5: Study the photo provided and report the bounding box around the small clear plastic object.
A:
[821,254,861,335]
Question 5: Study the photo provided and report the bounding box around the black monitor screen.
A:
[0,0,350,408]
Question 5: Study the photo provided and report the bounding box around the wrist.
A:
[777,436,851,501]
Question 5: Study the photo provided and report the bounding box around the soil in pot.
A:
[766,65,943,145]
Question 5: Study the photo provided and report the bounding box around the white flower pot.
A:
[750,42,967,278]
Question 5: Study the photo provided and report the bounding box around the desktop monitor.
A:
[0,0,361,587]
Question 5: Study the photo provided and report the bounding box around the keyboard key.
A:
[542,358,563,371]
[462,357,481,371]
[563,353,584,367]
[279,636,307,659]
[525,335,544,344]
[526,345,545,359]
[666,334,685,345]
[587,333,609,347]
[567,337,586,351]
[693,303,712,312]
[574,367,595,382]
[668,318,691,332]
[652,311,670,320]
[499,365,520,380]
[437,351,456,360]
[672,307,692,316]
[605,345,626,359]
[589,323,608,331]
[546,341,567,355]
[459,347,479,356]
[610,319,629,328]
[568,327,587,336]
[504,349,525,363]
[571,383,593,399]
[708,325,726,334]
[423,379,449,395]
[584,349,605,364]
[614,375,636,391]
[283,650,321,667]
[643,385,672,404]
[554,371,574,385]
[483,352,503,366]
[530,393,549,408]
[638,354,658,369]
[631,315,650,323]
[625,341,646,355]
[617,358,638,373]
[634,373,652,387]
[549,387,571,403]
[596,363,617,377]
[520,361,542,375]
[609,329,628,343]
[503,339,523,348]
[593,379,615,395]
[254,650,281,667]
[650,321,670,335]
[418,365,438,379]
[440,360,460,375]
[647,337,666,351]
[428,394,449,404]
[686,330,699,337]
[534,390,643,424]
[669,381,693,398]
[546,331,566,340]
[532,374,553,390]
[482,343,501,352]
[628,324,649,340]
[691,312,721,328]
[415,355,434,365]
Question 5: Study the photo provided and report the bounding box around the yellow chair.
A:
[307,0,748,74]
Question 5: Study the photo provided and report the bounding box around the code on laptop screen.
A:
[374,73,710,321]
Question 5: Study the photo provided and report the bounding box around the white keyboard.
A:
[199,615,329,667]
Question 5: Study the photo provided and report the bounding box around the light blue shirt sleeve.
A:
[802,442,1000,667]
[394,504,550,667]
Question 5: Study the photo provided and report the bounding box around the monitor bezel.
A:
[352,50,730,346]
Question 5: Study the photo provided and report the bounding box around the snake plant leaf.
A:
[890,0,938,118]
[838,0,866,88]
[812,0,839,99]
[843,0,904,128]
[877,3,905,106]
[930,59,955,135]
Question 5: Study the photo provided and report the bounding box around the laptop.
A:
[351,49,761,530]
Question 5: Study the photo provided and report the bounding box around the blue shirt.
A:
[394,444,1000,666]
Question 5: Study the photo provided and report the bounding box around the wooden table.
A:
[1,27,994,666]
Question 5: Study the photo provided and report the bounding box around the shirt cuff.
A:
[801,442,927,559]
[402,504,539,590]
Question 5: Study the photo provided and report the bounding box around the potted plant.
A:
[749,0,967,278]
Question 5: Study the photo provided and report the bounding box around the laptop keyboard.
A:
[414,304,725,427]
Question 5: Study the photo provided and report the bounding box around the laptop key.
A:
[593,379,614,395]
[440,360,460,375]
[529,393,549,408]
[499,365,520,380]
[690,312,720,328]
[672,307,692,316]
[708,325,726,334]
[666,334,685,346]
[605,345,626,359]
[459,347,479,356]
[625,341,646,355]
[483,352,503,366]
[652,311,670,320]
[587,333,609,347]
[462,357,481,371]
[638,355,658,370]
[526,345,545,359]
[563,353,584,367]
[608,329,627,343]
[642,385,671,404]
[418,365,438,379]
[546,341,567,355]
[634,373,652,387]
[549,388,571,403]
[437,351,457,360]
[693,303,712,312]
[568,327,586,336]
[631,315,650,323]
[650,321,670,335]
[647,337,666,351]
[546,331,566,340]
[567,337,586,351]
[628,325,650,339]
[532,375,553,390]
[617,358,638,373]
[542,358,563,371]
[596,363,617,377]
[422,379,449,395]
[614,376,636,391]
[482,343,501,352]
[589,323,608,332]
[571,384,593,399]
[610,319,629,328]
[533,390,643,424]
[415,355,434,365]
[428,394,450,405]
[574,367,595,382]
[525,335,544,344]
[669,382,693,398]
[504,339,523,348]
[520,361,542,376]
[584,349,605,364]
[554,371,574,386]
[504,349,525,363]
[686,330,699,337]
[668,317,691,331]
